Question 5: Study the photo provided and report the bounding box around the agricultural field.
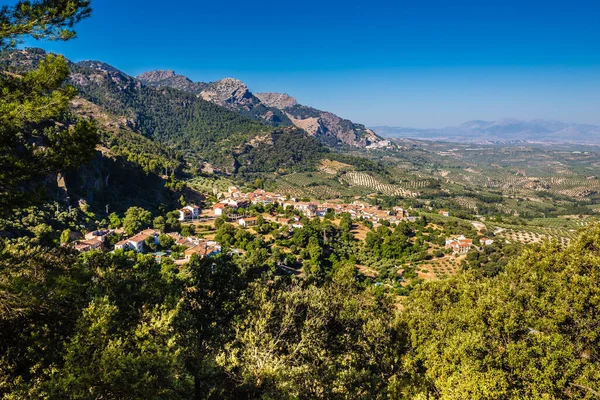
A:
[276,172,349,199]
[318,159,354,174]
[407,254,462,280]
[186,176,234,194]
[339,171,419,197]
[484,216,598,246]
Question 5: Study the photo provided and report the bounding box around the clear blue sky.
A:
[14,0,600,128]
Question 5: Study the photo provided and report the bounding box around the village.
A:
[71,186,493,267]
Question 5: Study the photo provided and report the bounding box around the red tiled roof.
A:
[128,233,150,243]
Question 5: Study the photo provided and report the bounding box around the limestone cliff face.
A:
[138,73,292,126]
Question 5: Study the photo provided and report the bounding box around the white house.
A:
[213,203,226,216]
[177,205,200,221]
[238,217,258,228]
[445,235,473,254]
[115,229,160,253]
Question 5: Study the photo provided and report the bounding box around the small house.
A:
[238,217,258,228]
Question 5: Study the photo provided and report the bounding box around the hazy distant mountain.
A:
[373,119,600,144]
[138,71,381,148]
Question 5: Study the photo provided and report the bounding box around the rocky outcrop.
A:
[200,78,255,108]
[137,70,207,94]
[256,97,381,147]
[255,92,298,109]
[138,72,292,126]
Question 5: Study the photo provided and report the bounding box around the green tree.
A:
[122,206,152,236]
[218,277,407,398]
[45,296,192,399]
[178,255,245,399]
[159,233,174,249]
[144,235,157,252]
[181,224,195,238]
[108,212,122,228]
[165,211,181,232]
[0,244,90,396]
[59,228,70,244]
[153,215,166,232]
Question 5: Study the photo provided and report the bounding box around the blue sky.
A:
[13,0,600,128]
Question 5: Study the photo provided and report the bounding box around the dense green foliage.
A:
[236,128,328,175]
[0,1,97,211]
[462,240,521,277]
[403,231,600,398]
[4,216,600,398]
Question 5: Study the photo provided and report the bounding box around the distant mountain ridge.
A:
[138,70,381,147]
[373,119,600,145]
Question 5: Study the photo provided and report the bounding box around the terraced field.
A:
[340,172,419,197]
[410,255,462,280]
[486,217,597,247]
[186,176,234,194]
[277,173,347,199]
[477,175,600,199]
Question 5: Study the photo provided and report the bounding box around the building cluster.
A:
[213,187,415,224]
[75,227,221,264]
[445,235,494,254]
[176,204,200,221]
[445,235,473,254]
[115,228,161,252]
[174,235,221,261]
[73,229,113,252]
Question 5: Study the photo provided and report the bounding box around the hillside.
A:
[138,70,382,148]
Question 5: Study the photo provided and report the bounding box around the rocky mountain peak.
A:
[137,70,207,94]
[138,70,180,82]
[200,77,252,106]
[255,92,297,109]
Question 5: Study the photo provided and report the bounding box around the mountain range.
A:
[137,70,381,147]
[372,119,600,145]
